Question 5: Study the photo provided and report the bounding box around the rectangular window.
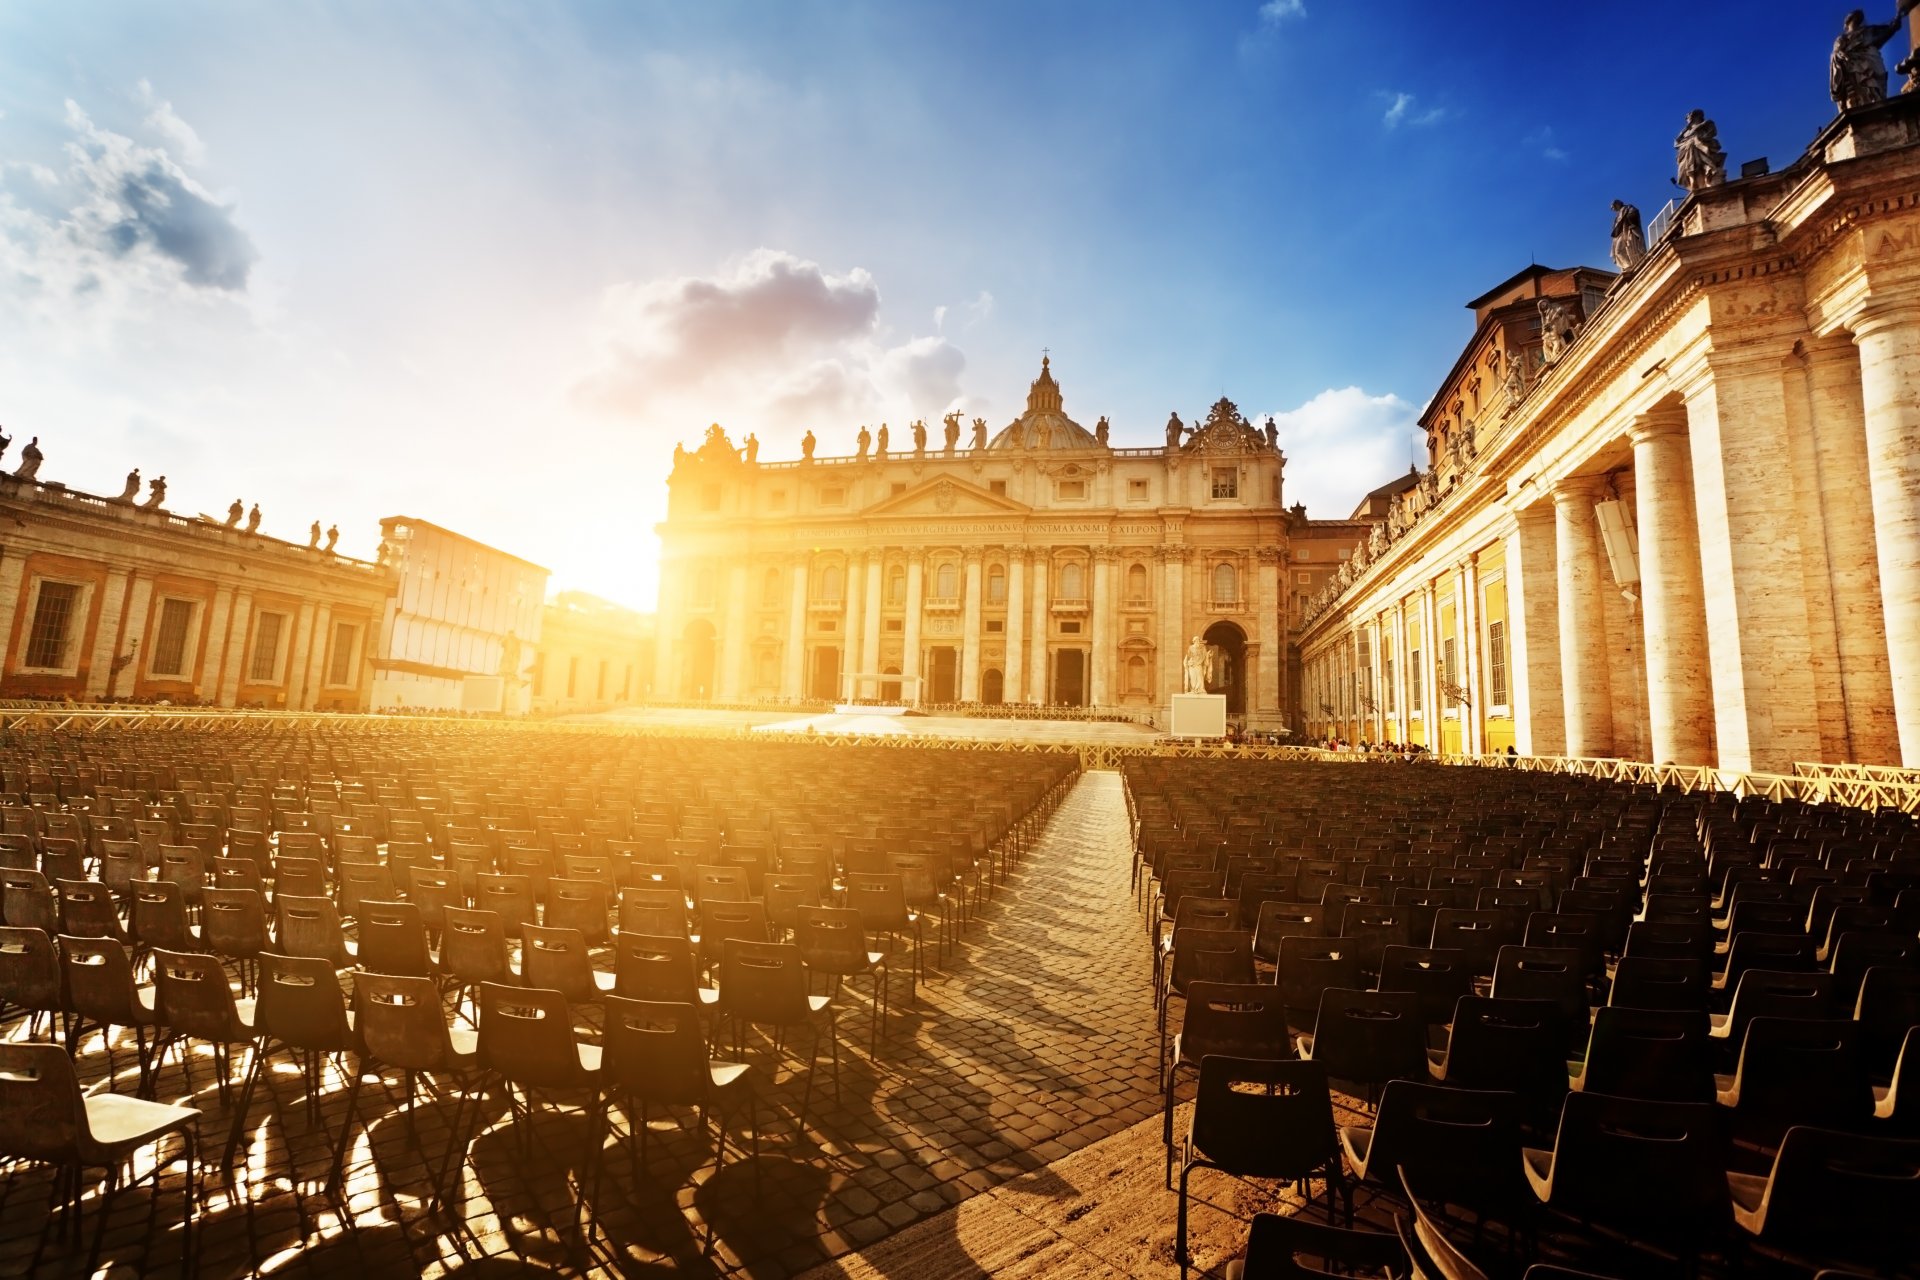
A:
[248,612,286,682]
[1296,571,1311,585]
[1409,648,1423,709]
[989,480,1007,496]
[327,622,358,686]
[1057,479,1086,500]
[1061,620,1082,634]
[818,619,837,633]
[24,581,80,670]
[1443,637,1457,692]
[1296,549,1310,561]
[150,598,195,677]
[1383,654,1397,713]
[1211,467,1238,499]
[891,482,907,496]
[1128,478,1149,501]
[884,619,902,633]
[1488,620,1509,707]
[985,619,1003,633]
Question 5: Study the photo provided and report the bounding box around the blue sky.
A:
[0,0,1869,608]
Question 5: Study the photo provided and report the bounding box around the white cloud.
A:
[574,248,979,454]
[964,289,994,327]
[1381,91,1447,129]
[1264,386,1421,518]
[1259,0,1306,24]
[136,79,207,166]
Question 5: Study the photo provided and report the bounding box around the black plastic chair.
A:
[1727,1124,1920,1273]
[1298,988,1429,1100]
[1226,1211,1409,1280]
[1337,1080,1523,1225]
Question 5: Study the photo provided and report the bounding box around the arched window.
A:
[987,564,1006,603]
[1060,562,1085,600]
[935,562,958,598]
[762,567,782,607]
[1213,562,1238,604]
[1126,562,1148,602]
[887,567,906,605]
[1126,654,1148,694]
[818,565,843,603]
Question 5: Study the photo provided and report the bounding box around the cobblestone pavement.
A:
[1,770,1161,1279]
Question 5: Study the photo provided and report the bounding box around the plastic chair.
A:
[1571,1006,1714,1103]
[845,872,926,996]
[1337,1080,1523,1225]
[1176,1056,1344,1278]
[713,939,838,1129]
[521,923,616,1019]
[1855,964,1920,1079]
[1489,946,1587,1049]
[474,873,536,939]
[129,880,201,974]
[544,877,611,945]
[1522,1092,1730,1255]
[1297,988,1429,1099]
[223,951,359,1168]
[60,934,161,1095]
[1727,1125,1920,1272]
[1877,1025,1917,1132]
[1430,908,1502,977]
[54,880,123,941]
[440,906,518,1023]
[791,905,888,1056]
[1428,996,1567,1111]
[0,1041,200,1275]
[1711,968,1832,1052]
[1397,1166,1492,1280]
[274,895,351,968]
[1716,1016,1874,1144]
[1158,927,1256,1076]
[356,900,436,978]
[1252,901,1325,966]
[762,872,823,938]
[200,886,269,996]
[1,925,66,1041]
[618,886,690,941]
[1276,934,1361,1028]
[150,947,257,1110]
[1607,954,1710,1012]
[1375,945,1472,1028]
[1225,1212,1408,1280]
[1162,980,1294,1184]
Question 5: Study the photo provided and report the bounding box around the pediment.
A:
[862,476,1031,517]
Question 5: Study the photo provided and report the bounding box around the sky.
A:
[0,1,1873,609]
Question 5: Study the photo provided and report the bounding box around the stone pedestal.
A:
[1170,693,1227,739]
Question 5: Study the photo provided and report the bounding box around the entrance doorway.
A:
[881,665,902,703]
[1053,648,1087,707]
[809,646,840,701]
[1203,621,1247,715]
[928,647,958,702]
[982,667,1003,704]
[681,620,716,700]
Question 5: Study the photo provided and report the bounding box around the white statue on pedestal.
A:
[1182,635,1213,694]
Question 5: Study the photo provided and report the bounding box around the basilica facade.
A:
[653,359,1299,729]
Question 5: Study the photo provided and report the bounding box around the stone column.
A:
[959,550,982,701]
[1090,549,1114,707]
[719,562,751,700]
[903,552,925,704]
[840,552,864,696]
[108,576,154,700]
[1254,548,1281,724]
[862,553,884,695]
[0,551,22,672]
[83,569,131,700]
[303,603,333,705]
[217,591,254,706]
[1851,300,1920,765]
[285,601,317,709]
[783,555,809,699]
[1027,553,1050,703]
[1630,411,1715,764]
[1161,549,1186,703]
[1005,550,1027,703]
[1504,505,1563,755]
[1553,477,1615,757]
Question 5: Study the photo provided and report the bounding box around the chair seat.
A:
[576,1043,603,1074]
[1296,1033,1314,1058]
[698,986,719,1007]
[807,994,831,1014]
[1708,1014,1732,1038]
[1876,1082,1894,1120]
[133,986,158,1022]
[1726,1168,1768,1232]
[83,1092,199,1153]
[447,1026,480,1064]
[590,970,617,995]
[1338,1124,1375,1177]
[1521,1145,1552,1199]
[1713,1072,1736,1104]
[708,1060,750,1090]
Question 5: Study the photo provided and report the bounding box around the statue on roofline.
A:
[943,412,961,454]
[15,437,42,480]
[1674,109,1726,194]
[1165,412,1184,450]
[801,429,816,461]
[971,418,987,451]
[911,418,928,455]
[118,469,141,502]
[856,425,871,460]
[1832,5,1917,112]
[246,503,261,533]
[1095,415,1110,447]
[142,476,167,509]
[226,499,243,527]
[1610,200,1647,272]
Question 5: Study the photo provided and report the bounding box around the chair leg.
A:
[327,1060,366,1194]
[222,1039,269,1170]
[1176,1158,1194,1276]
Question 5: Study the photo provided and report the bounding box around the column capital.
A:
[1092,545,1118,564]
[1256,545,1283,563]
[963,546,984,566]
[1627,407,1689,446]
[1551,474,1609,505]
[1848,294,1920,342]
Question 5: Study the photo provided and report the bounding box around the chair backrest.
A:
[717,939,810,1025]
[273,855,327,901]
[1442,995,1568,1101]
[335,862,397,918]
[201,886,268,956]
[1855,964,1920,1078]
[792,905,876,977]
[1607,955,1710,1012]
[441,906,510,984]
[1175,980,1293,1063]
[59,933,139,1026]
[1308,987,1428,1087]
[1430,909,1502,974]
[1376,945,1473,1027]
[152,946,245,1042]
[699,899,770,951]
[54,879,119,938]
[255,951,353,1051]
[1253,901,1325,962]
[1539,1092,1730,1238]
[1750,1125,1920,1257]
[275,894,346,966]
[1579,1006,1714,1102]
[845,872,913,931]
[1277,934,1362,1018]
[762,873,822,930]
[357,899,434,977]
[521,924,599,1004]
[0,1041,82,1163]
[130,879,194,950]
[1189,1055,1336,1180]
[1622,918,1713,961]
[601,995,711,1105]
[474,873,535,936]
[619,886,690,940]
[407,867,458,931]
[0,924,62,1017]
[2,869,56,934]
[476,981,591,1090]
[614,931,701,1003]
[353,971,458,1071]
[1489,945,1587,1040]
[1397,1167,1492,1280]
[1722,969,1833,1048]
[1726,1016,1873,1128]
[544,877,610,939]
[1366,1080,1520,1197]
[1166,927,1256,995]
[691,864,751,906]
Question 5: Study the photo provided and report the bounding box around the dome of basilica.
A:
[986,356,1103,451]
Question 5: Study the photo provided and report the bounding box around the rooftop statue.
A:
[142,475,167,509]
[0,431,10,464]
[911,418,927,455]
[942,411,961,455]
[971,417,987,451]
[744,432,759,464]
[1165,412,1184,450]
[246,503,261,533]
[1095,415,1110,447]
[1833,5,1916,112]
[1538,295,1581,364]
[876,423,889,458]
[1674,109,1727,194]
[118,468,141,502]
[309,520,322,549]
[226,499,243,526]
[325,524,340,553]
[15,436,42,480]
[1264,417,1279,450]
[801,429,816,460]
[1610,200,1647,272]
[856,425,871,460]
[1503,351,1529,402]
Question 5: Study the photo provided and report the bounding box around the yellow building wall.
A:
[1478,545,1514,754]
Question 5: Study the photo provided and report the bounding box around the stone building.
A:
[370,516,547,714]
[653,358,1304,729]
[530,590,656,715]
[0,472,389,709]
[1299,93,1920,770]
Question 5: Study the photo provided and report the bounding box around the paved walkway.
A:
[1,771,1164,1280]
